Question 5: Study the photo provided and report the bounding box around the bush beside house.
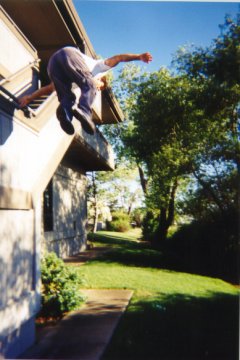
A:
[39,252,85,318]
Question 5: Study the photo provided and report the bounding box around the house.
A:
[0,1,123,358]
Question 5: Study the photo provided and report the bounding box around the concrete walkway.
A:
[19,289,133,360]
[63,247,111,266]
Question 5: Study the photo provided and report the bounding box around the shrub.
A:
[39,252,85,318]
[131,208,145,227]
[107,211,131,232]
[141,210,159,242]
[163,209,238,282]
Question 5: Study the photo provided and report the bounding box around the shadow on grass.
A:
[87,232,239,360]
[88,232,239,282]
[88,232,184,271]
[89,232,148,249]
[103,291,239,360]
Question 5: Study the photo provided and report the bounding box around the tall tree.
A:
[107,14,240,242]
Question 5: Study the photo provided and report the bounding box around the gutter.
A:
[53,0,93,55]
[103,87,125,123]
[55,0,124,123]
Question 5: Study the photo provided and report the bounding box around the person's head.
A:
[96,76,108,91]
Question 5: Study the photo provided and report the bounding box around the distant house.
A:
[0,1,123,358]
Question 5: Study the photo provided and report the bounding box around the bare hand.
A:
[140,52,153,63]
[18,95,31,108]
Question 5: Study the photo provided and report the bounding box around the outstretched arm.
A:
[105,52,152,68]
[18,82,55,108]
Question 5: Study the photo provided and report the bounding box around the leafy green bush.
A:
[107,211,131,232]
[162,209,238,282]
[131,208,145,227]
[141,210,159,242]
[39,252,85,318]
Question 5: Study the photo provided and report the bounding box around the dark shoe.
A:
[72,105,95,135]
[56,105,75,135]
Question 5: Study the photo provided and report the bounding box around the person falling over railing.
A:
[18,46,152,135]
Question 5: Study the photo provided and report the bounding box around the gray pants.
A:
[47,47,96,119]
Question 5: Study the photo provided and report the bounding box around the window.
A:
[43,179,53,232]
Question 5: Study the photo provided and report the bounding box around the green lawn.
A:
[75,229,239,360]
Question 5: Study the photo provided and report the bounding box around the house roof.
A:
[0,0,124,124]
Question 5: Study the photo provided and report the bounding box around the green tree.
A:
[125,70,191,242]
[108,14,239,243]
[173,14,240,169]
[173,14,239,222]
[87,162,144,232]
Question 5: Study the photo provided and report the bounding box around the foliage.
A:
[87,163,144,221]
[141,209,159,242]
[172,14,240,170]
[130,207,145,227]
[162,207,239,282]
[39,252,85,318]
[106,210,131,232]
[173,14,240,86]
[110,14,240,242]
[177,167,238,220]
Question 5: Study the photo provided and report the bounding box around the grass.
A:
[73,229,239,360]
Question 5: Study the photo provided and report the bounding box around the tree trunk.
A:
[93,208,99,233]
[193,170,225,214]
[166,178,178,228]
[92,172,98,233]
[158,207,168,242]
[138,165,148,195]
[128,203,132,215]
[154,179,178,244]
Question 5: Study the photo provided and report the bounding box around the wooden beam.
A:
[0,185,32,210]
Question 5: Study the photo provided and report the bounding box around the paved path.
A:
[63,247,111,266]
[19,289,133,360]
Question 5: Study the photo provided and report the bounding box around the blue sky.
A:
[73,1,239,74]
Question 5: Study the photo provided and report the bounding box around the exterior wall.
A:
[0,10,42,358]
[0,6,39,104]
[0,202,42,358]
[0,110,38,191]
[0,8,37,77]
[0,3,117,358]
[41,165,88,258]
